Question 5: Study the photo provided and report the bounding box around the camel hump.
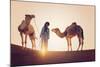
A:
[64,25,84,39]
[64,24,77,35]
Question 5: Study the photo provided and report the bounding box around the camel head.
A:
[25,14,35,19]
[51,28,60,33]
[51,28,66,38]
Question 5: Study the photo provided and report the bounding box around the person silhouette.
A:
[40,22,50,52]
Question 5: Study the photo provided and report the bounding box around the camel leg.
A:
[69,38,72,51]
[31,39,35,50]
[29,33,36,50]
[67,38,69,51]
[20,32,24,47]
[25,34,27,48]
[81,38,84,50]
[67,38,72,51]
[77,38,81,51]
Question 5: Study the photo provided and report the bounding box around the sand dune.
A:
[11,44,95,66]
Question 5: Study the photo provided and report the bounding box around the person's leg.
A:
[45,40,48,52]
[41,39,43,50]
[43,38,48,52]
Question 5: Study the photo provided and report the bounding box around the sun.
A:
[41,45,47,56]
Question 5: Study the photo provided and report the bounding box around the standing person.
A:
[40,22,50,52]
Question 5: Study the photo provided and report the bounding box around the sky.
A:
[11,1,95,51]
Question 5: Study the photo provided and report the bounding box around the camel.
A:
[18,14,36,49]
[51,22,84,51]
